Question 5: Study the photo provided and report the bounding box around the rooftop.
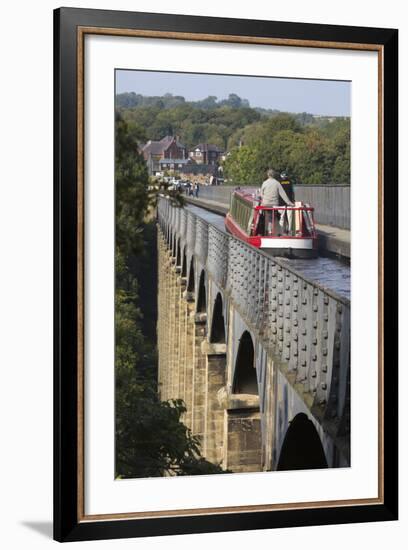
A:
[142,136,186,155]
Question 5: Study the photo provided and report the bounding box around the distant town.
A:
[116,92,350,187]
[142,136,224,186]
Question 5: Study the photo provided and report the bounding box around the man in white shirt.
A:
[261,169,294,235]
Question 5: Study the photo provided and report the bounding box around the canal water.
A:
[279,257,350,300]
[185,203,350,300]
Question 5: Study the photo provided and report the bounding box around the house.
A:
[189,143,224,165]
[142,136,188,175]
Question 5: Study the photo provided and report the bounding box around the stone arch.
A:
[277,413,328,471]
[232,331,258,395]
[227,330,262,472]
[196,270,207,313]
[187,257,195,293]
[210,293,226,343]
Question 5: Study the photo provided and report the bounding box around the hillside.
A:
[116,93,350,185]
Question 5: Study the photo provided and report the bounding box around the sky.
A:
[116,69,350,117]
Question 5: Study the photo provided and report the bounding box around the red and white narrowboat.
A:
[225,189,318,258]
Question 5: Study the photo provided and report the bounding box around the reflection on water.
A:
[280,257,350,300]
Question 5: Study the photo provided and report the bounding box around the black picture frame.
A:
[54,7,398,542]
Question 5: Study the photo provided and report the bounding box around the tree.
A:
[218,93,250,108]
[115,243,226,478]
[223,145,265,185]
[116,93,350,185]
[115,112,150,256]
[194,95,218,109]
[115,111,228,478]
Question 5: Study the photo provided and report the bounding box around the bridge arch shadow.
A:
[232,331,258,395]
[172,233,177,258]
[197,270,206,313]
[187,257,195,293]
[277,413,328,471]
[176,240,181,267]
[227,330,262,472]
[181,248,187,277]
[210,293,226,343]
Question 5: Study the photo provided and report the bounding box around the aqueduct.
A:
[157,196,350,472]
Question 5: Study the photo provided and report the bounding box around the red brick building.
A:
[189,143,224,165]
[142,136,187,174]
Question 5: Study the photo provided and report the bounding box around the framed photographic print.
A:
[54,7,398,542]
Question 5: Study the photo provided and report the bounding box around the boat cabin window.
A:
[230,194,254,235]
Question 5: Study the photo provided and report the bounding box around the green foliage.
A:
[116,389,226,477]
[224,118,350,185]
[117,92,350,185]
[222,146,265,186]
[115,112,150,256]
[117,94,261,150]
[115,112,227,478]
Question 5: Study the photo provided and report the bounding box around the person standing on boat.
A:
[279,171,295,233]
[279,171,295,202]
[261,169,294,235]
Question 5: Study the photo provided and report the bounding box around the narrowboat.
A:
[225,189,318,258]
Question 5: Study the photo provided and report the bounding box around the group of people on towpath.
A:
[184,182,200,198]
